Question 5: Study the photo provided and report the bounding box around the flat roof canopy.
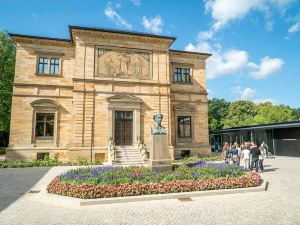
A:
[210,121,300,134]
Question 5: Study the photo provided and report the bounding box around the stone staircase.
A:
[115,146,145,166]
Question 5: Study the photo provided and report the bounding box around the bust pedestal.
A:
[149,134,172,172]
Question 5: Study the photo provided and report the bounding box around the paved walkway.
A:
[0,167,50,211]
[0,157,300,225]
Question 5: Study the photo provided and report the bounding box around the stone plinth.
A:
[149,134,172,172]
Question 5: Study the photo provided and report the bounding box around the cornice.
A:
[9,34,72,47]
[69,26,175,46]
[170,50,211,60]
[13,83,73,89]
[170,90,208,95]
[73,78,171,87]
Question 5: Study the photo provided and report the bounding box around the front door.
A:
[114,111,133,145]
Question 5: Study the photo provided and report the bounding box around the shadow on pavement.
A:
[262,168,279,173]
[0,167,50,212]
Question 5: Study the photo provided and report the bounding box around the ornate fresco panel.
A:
[97,47,151,80]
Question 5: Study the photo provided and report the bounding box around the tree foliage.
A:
[208,98,230,130]
[254,103,295,124]
[209,99,299,130]
[223,100,257,128]
[0,31,15,133]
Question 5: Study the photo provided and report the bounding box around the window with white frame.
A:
[37,56,60,75]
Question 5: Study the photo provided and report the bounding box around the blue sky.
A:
[1,0,300,108]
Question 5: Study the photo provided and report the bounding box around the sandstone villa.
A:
[7,25,211,165]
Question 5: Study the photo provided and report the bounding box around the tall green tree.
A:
[0,31,15,134]
[223,100,257,128]
[292,108,300,121]
[208,98,230,130]
[254,103,296,124]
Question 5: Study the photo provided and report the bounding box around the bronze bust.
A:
[152,113,166,135]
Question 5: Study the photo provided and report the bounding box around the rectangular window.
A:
[173,67,191,83]
[37,56,60,75]
[50,58,60,75]
[177,116,191,138]
[35,113,55,138]
[38,57,48,74]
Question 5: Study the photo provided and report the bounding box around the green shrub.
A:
[76,156,89,165]
[0,147,6,155]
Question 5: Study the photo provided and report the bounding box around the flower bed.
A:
[47,163,261,199]
[174,155,222,164]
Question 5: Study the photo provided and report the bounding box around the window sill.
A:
[35,137,54,140]
[35,73,61,77]
[172,82,193,85]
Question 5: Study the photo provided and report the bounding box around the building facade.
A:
[7,26,211,163]
[210,121,300,157]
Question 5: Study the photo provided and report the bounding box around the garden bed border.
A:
[79,180,268,206]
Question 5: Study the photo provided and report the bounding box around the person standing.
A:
[231,144,239,166]
[260,141,269,158]
[235,142,242,166]
[242,146,250,170]
[250,143,261,172]
[259,147,264,171]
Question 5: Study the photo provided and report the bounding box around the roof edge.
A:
[8,33,71,43]
[170,49,212,57]
[210,121,300,133]
[68,25,176,42]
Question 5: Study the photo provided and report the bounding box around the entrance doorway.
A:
[114,111,133,145]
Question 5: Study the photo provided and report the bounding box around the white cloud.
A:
[130,0,141,6]
[184,42,212,53]
[231,86,257,100]
[231,86,278,103]
[207,89,213,99]
[265,21,274,31]
[142,15,163,34]
[288,22,300,33]
[206,49,249,79]
[204,0,295,31]
[232,86,256,100]
[254,98,277,104]
[104,2,132,29]
[198,30,214,41]
[249,56,284,79]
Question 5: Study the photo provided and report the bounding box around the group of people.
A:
[221,141,269,172]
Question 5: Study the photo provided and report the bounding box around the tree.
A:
[254,103,296,124]
[223,100,257,128]
[292,108,300,121]
[0,31,15,136]
[208,98,230,130]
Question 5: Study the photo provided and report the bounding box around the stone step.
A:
[117,150,140,153]
[116,152,141,156]
[116,159,144,163]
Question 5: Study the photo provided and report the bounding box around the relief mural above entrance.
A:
[97,47,151,80]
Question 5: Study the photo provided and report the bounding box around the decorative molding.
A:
[12,36,72,47]
[107,93,142,103]
[34,51,65,56]
[31,99,60,109]
[13,83,73,89]
[73,78,170,86]
[171,90,208,95]
[174,103,196,112]
[96,47,152,80]
[13,94,72,99]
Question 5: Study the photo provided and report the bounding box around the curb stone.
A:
[79,180,268,206]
